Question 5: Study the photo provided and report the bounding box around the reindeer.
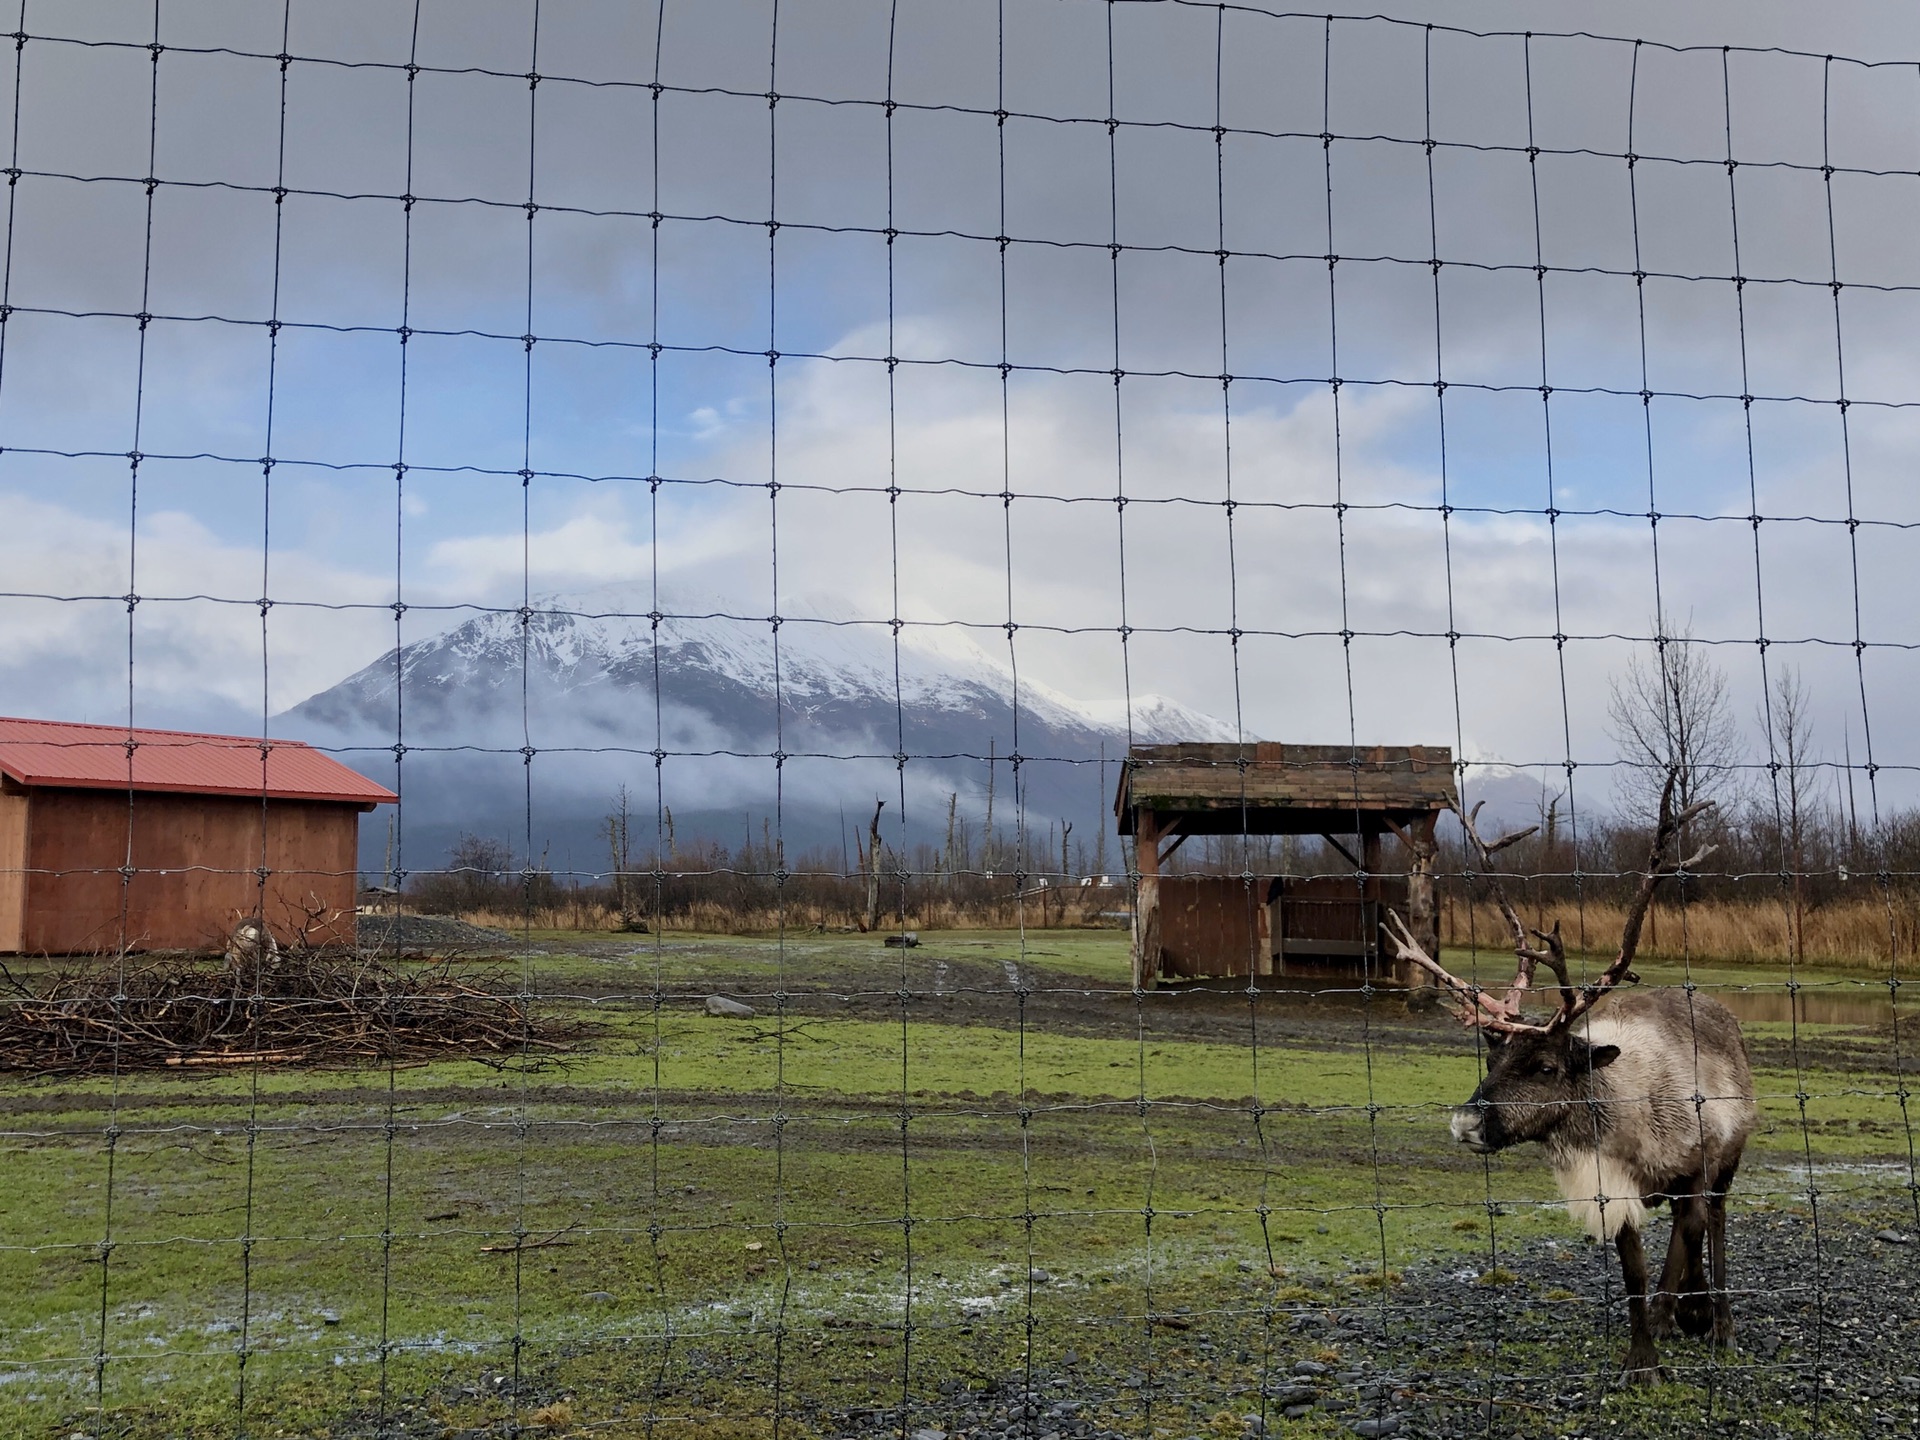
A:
[1384,771,1757,1384]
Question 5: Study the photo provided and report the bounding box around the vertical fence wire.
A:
[508,6,545,1430]
[1212,10,1285,1437]
[235,4,294,1433]
[1100,8,1161,1436]
[765,6,792,1435]
[376,2,426,1429]
[1418,24,1506,1431]
[880,3,918,1431]
[1320,18,1401,1433]
[994,1,1044,1422]
[95,5,163,1427]
[645,2,673,1432]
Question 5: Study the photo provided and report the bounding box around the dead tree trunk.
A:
[1405,814,1439,1004]
[865,799,886,934]
[605,786,638,930]
[945,791,958,901]
[1060,820,1073,925]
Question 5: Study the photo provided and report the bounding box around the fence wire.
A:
[0,5,1917,1440]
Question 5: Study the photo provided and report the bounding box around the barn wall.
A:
[0,791,26,952]
[16,789,362,954]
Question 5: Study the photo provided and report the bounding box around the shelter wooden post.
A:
[1403,812,1440,993]
[1361,829,1383,983]
[1131,808,1162,990]
[1361,829,1382,881]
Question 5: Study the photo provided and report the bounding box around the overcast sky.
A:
[6,0,1920,817]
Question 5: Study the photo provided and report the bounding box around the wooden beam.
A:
[1319,833,1362,870]
[1155,825,1192,868]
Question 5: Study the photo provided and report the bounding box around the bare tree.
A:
[604,785,643,930]
[1607,621,1741,821]
[1533,781,1567,933]
[447,833,514,913]
[1763,666,1820,964]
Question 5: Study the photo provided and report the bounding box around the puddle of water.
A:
[1765,1161,1912,1177]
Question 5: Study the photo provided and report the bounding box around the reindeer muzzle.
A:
[1450,1105,1497,1153]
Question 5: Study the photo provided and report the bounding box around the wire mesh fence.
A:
[1,2,1918,1437]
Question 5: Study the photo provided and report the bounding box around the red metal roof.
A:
[0,716,397,807]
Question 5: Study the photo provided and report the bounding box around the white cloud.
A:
[0,492,395,720]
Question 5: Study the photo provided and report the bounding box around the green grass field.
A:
[2,929,1914,1438]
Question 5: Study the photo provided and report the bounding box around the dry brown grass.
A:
[1443,895,1918,969]
[456,890,1919,965]
[458,895,1123,936]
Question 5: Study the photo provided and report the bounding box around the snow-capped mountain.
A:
[281,584,1242,870]
[1448,760,1594,836]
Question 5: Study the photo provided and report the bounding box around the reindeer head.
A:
[1383,769,1713,1153]
[1449,1027,1623,1152]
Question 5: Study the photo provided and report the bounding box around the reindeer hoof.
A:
[1618,1350,1667,1387]
[1677,1293,1714,1338]
[1648,1298,1677,1339]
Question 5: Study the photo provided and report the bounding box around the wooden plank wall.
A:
[1156,875,1267,979]
[1271,875,1410,981]
[15,789,361,954]
[0,792,26,952]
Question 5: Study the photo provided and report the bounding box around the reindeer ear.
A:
[1585,1044,1622,1070]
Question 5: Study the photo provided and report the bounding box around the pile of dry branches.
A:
[0,951,571,1074]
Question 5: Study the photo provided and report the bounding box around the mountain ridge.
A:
[280,586,1560,872]
[281,585,1245,867]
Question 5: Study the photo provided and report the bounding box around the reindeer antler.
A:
[1547,767,1714,1033]
[1382,801,1559,1035]
[1382,908,1544,1033]
[1390,770,1714,1035]
[1457,802,1577,1017]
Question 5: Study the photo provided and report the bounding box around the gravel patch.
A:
[354,913,518,956]
[336,1202,1919,1440]
[808,1207,1920,1440]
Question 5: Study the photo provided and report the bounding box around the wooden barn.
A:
[0,717,396,955]
[1116,742,1457,989]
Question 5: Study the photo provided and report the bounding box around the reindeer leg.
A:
[1670,1181,1714,1338]
[1706,1166,1736,1349]
[1650,1194,1698,1339]
[1615,1224,1666,1385]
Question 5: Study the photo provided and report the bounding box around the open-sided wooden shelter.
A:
[1115,742,1457,988]
[0,717,396,955]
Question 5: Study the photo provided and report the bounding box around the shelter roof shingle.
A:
[1116,742,1455,835]
[0,716,397,807]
